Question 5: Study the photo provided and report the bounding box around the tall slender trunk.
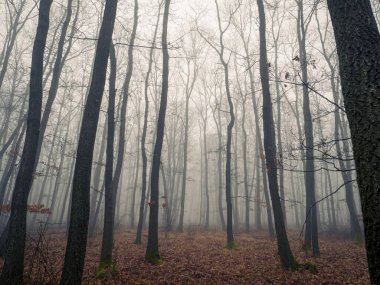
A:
[241,36,274,236]
[60,1,118,283]
[110,0,139,232]
[256,0,297,269]
[203,117,210,230]
[135,3,162,243]
[177,92,190,232]
[145,0,171,264]
[254,140,262,230]
[0,1,53,283]
[296,0,319,256]
[99,43,117,265]
[34,0,75,174]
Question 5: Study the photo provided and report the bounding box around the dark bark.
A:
[296,0,319,256]
[111,0,138,223]
[160,163,171,232]
[145,0,170,264]
[135,1,162,244]
[0,1,53,283]
[240,31,274,236]
[60,1,118,283]
[34,0,74,174]
[327,1,380,283]
[100,43,116,265]
[212,0,236,246]
[256,0,297,269]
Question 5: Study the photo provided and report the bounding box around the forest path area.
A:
[1,230,369,284]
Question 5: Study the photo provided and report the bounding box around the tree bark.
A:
[110,0,139,232]
[145,0,171,264]
[135,1,162,244]
[327,1,380,283]
[0,1,53,283]
[256,0,297,269]
[60,1,118,283]
[99,43,117,266]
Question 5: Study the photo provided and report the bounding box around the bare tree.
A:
[135,0,163,245]
[198,0,241,248]
[256,0,297,269]
[60,1,118,283]
[145,0,171,264]
[0,1,53,283]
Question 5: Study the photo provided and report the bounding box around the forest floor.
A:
[0,229,370,284]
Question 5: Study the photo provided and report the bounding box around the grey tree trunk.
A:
[135,2,162,243]
[99,43,117,266]
[296,0,319,256]
[110,0,139,231]
[145,0,171,264]
[256,0,297,269]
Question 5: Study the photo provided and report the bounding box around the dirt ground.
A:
[0,229,370,284]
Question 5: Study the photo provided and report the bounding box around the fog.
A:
[0,0,379,284]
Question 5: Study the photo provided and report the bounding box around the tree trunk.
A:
[99,43,117,266]
[34,0,74,174]
[296,0,319,256]
[110,0,139,234]
[60,1,118,283]
[327,1,380,283]
[0,1,53,283]
[177,87,190,232]
[256,0,297,269]
[135,2,161,243]
[145,0,171,264]
[203,118,210,230]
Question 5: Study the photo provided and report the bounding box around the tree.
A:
[327,1,380,283]
[177,31,202,232]
[135,0,163,244]
[295,0,320,256]
[233,4,275,235]
[198,0,241,248]
[60,1,118,283]
[34,0,78,173]
[145,0,171,264]
[256,0,297,269]
[111,0,139,229]
[0,0,53,283]
[99,43,117,269]
[0,0,36,92]
[315,10,362,239]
